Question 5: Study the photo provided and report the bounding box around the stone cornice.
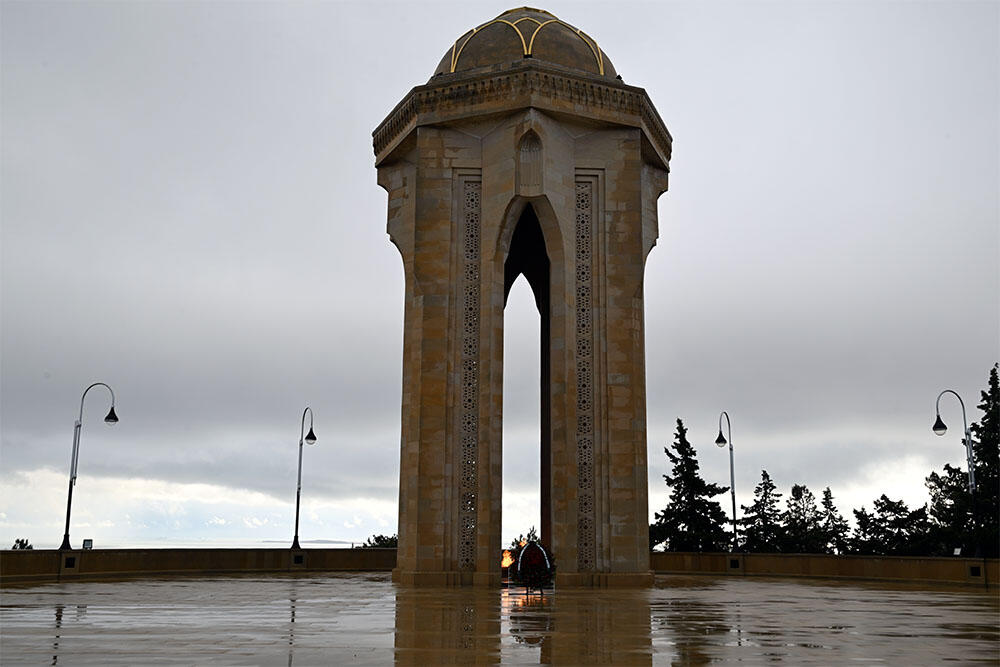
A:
[373,62,672,167]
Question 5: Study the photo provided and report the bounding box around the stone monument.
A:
[374,7,671,586]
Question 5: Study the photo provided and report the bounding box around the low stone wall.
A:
[4,549,995,587]
[650,551,997,587]
[0,548,397,586]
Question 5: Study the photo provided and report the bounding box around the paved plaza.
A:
[1,573,996,664]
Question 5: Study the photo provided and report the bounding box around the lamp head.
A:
[104,406,119,424]
[932,414,947,436]
[715,430,727,447]
[305,427,317,445]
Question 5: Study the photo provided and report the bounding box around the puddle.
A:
[1,573,996,664]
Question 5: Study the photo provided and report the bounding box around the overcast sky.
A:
[2,1,997,549]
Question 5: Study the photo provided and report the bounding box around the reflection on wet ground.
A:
[1,573,996,664]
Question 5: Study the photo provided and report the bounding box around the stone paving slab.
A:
[1,573,996,664]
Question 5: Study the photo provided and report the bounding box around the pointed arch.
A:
[489,195,566,548]
[493,195,565,276]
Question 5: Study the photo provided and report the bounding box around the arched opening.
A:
[502,204,551,547]
[502,277,540,545]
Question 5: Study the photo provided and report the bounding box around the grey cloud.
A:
[2,1,996,543]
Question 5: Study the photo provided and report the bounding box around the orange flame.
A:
[501,549,514,568]
[519,539,527,547]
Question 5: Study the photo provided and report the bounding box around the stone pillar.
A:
[374,12,671,587]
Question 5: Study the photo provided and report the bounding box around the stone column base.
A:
[472,571,502,587]
[392,569,502,587]
[554,571,654,588]
[392,569,463,586]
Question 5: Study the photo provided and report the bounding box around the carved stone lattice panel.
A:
[458,180,482,571]
[575,180,596,571]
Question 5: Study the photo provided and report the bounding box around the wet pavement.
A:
[1,573,996,664]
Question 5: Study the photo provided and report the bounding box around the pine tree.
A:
[877,495,933,555]
[819,487,849,554]
[871,495,913,554]
[970,363,999,557]
[509,526,540,550]
[925,463,971,555]
[849,506,879,554]
[357,533,398,548]
[780,484,825,553]
[852,495,931,555]
[902,505,936,556]
[739,470,784,552]
[650,419,730,552]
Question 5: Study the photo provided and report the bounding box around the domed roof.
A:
[432,7,618,80]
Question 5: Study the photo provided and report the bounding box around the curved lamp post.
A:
[291,407,317,550]
[933,389,979,555]
[933,390,976,492]
[60,382,118,550]
[715,411,738,551]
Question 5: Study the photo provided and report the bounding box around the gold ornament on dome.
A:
[439,7,611,77]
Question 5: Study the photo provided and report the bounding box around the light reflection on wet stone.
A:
[0,573,996,664]
[394,585,501,664]
[651,575,999,664]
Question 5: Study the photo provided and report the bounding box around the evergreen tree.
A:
[819,487,849,554]
[650,419,730,552]
[849,506,879,554]
[870,495,914,554]
[356,533,398,548]
[970,363,999,557]
[925,463,971,555]
[510,526,540,550]
[780,484,825,553]
[739,470,784,552]
[901,505,936,556]
[850,495,931,555]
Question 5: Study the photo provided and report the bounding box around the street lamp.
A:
[60,382,118,550]
[291,407,317,550]
[933,389,976,493]
[933,389,978,555]
[715,411,737,551]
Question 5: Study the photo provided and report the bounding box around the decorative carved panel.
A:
[518,133,542,191]
[458,180,482,570]
[575,180,596,571]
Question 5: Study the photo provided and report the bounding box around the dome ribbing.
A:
[432,7,618,80]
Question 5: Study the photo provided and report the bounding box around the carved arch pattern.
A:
[518,133,542,190]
